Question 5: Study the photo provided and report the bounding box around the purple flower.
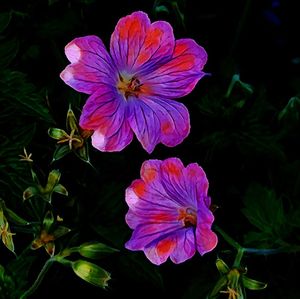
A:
[60,11,207,153]
[125,158,218,265]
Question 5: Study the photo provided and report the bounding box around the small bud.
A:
[72,260,111,288]
[79,242,119,259]
[48,128,69,140]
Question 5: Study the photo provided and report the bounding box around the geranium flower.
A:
[60,11,207,153]
[125,158,217,265]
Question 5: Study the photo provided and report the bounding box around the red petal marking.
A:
[132,180,146,197]
[143,167,157,183]
[161,121,172,134]
[157,239,174,254]
[152,212,175,222]
[165,161,181,177]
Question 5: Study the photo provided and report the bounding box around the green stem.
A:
[214,225,242,250]
[20,258,54,299]
[233,247,245,268]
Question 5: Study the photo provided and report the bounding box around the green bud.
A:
[216,258,230,275]
[43,210,55,231]
[78,242,119,259]
[66,107,79,132]
[48,128,68,140]
[72,260,111,288]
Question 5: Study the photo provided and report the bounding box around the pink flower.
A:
[125,158,218,265]
[60,11,207,153]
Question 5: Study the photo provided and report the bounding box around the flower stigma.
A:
[117,74,142,99]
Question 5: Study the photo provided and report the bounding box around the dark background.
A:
[1,0,300,298]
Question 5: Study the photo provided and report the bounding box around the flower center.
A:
[178,207,197,227]
[117,74,142,99]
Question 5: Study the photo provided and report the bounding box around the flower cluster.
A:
[60,11,217,266]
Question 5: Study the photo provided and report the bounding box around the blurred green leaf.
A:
[0,38,19,68]
[242,183,287,246]
[0,264,16,299]
[119,252,164,289]
[0,11,12,33]
[0,70,54,123]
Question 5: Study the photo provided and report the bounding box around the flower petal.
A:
[60,35,117,94]
[127,98,161,153]
[79,84,133,152]
[185,163,209,204]
[160,158,193,207]
[196,204,218,255]
[127,96,190,153]
[125,222,181,251]
[142,38,207,99]
[141,96,190,147]
[144,235,176,265]
[125,178,181,229]
[170,228,196,264]
[110,11,174,74]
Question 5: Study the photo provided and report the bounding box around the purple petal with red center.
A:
[127,97,190,153]
[125,158,217,265]
[144,235,176,265]
[110,11,174,74]
[79,84,133,151]
[60,35,117,94]
[142,38,207,99]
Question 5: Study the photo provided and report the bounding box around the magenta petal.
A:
[110,11,174,74]
[184,163,209,205]
[144,236,176,265]
[79,84,133,152]
[127,99,161,153]
[125,222,181,251]
[142,38,207,99]
[60,35,117,94]
[170,229,196,264]
[140,96,190,147]
[160,158,193,207]
[196,206,218,255]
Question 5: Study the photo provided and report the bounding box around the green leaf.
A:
[0,11,12,33]
[242,275,267,290]
[52,226,71,239]
[53,184,68,196]
[5,207,29,226]
[78,242,119,259]
[74,143,90,163]
[52,145,70,162]
[72,260,111,288]
[23,186,38,201]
